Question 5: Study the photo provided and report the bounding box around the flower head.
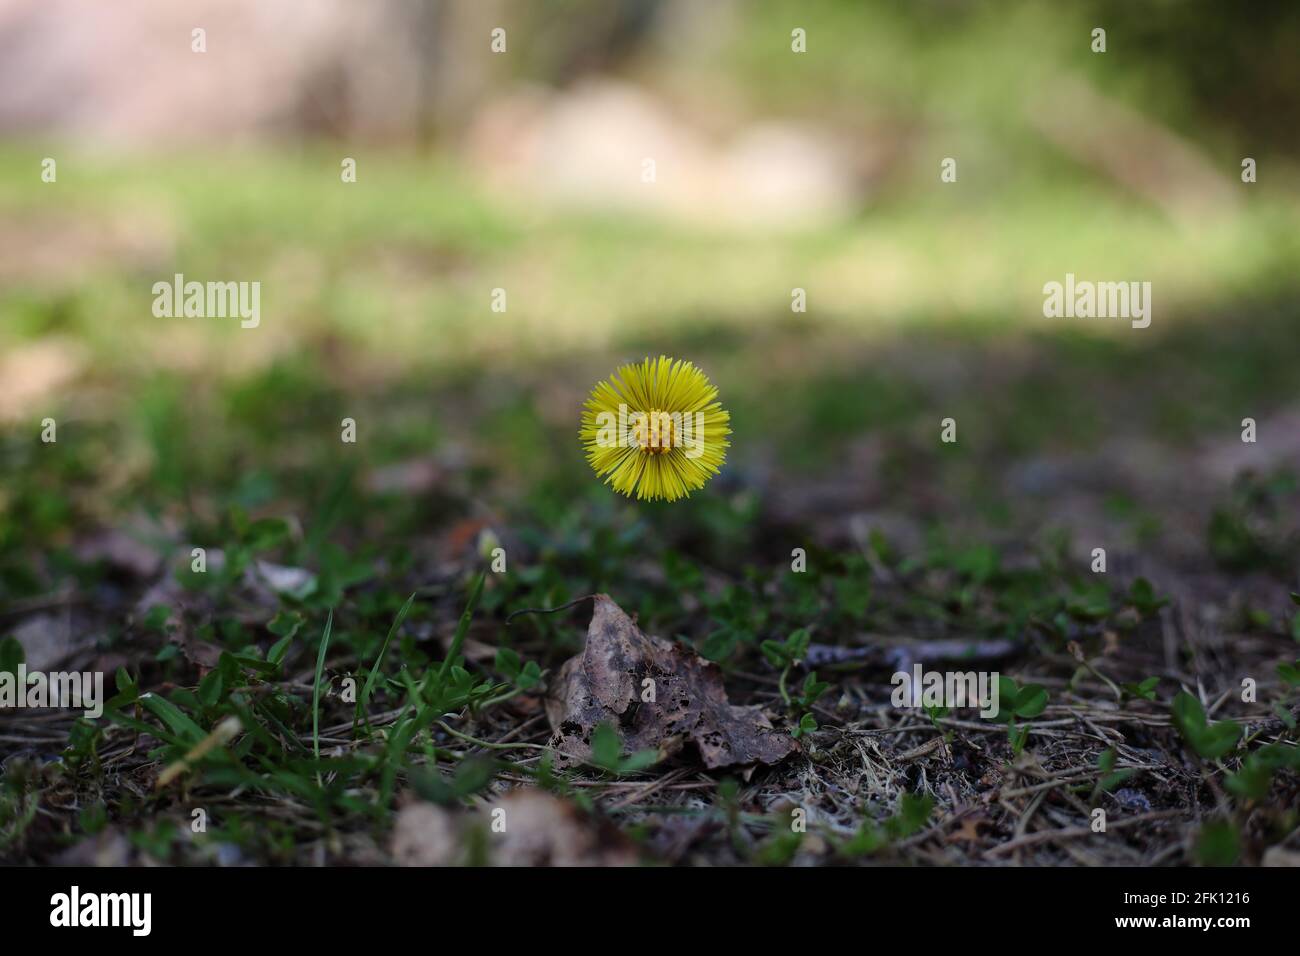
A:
[580,356,731,501]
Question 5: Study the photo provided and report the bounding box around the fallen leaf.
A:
[253,561,317,598]
[169,631,222,670]
[546,594,796,769]
[442,518,490,556]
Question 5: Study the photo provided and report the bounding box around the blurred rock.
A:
[0,338,86,422]
[484,789,639,867]
[74,525,167,580]
[11,612,87,671]
[1199,406,1300,481]
[391,801,462,866]
[52,829,132,867]
[0,0,464,142]
[468,79,861,231]
[0,211,173,287]
[1263,846,1300,867]
[390,789,640,866]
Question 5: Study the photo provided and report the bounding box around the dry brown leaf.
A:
[546,594,796,770]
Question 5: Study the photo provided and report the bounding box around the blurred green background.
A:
[2,0,1299,611]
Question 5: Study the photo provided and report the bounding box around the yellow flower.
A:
[580,356,731,501]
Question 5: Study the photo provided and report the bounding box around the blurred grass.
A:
[2,139,1296,383]
[3,1,1300,605]
[3,139,1299,514]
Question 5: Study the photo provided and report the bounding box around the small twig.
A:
[985,808,1182,858]
[434,720,546,752]
[506,595,596,626]
[607,768,694,811]
[895,737,946,763]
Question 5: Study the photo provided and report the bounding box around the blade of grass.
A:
[429,571,486,696]
[227,695,290,756]
[106,708,187,748]
[313,609,334,785]
[139,693,207,744]
[355,591,416,731]
[380,572,486,806]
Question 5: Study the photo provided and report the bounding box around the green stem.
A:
[312,609,335,786]
[778,663,792,709]
[435,720,547,751]
[475,675,549,714]
[355,591,416,732]
[429,571,486,697]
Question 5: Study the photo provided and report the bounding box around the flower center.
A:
[633,409,677,454]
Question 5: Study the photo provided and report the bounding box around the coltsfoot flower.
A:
[580,356,731,501]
